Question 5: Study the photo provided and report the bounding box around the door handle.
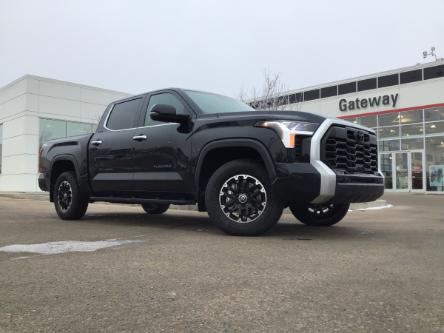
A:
[91,140,103,146]
[132,135,147,141]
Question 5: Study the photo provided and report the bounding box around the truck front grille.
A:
[321,125,378,175]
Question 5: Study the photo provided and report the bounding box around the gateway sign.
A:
[339,93,398,112]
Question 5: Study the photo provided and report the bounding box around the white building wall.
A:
[0,75,129,192]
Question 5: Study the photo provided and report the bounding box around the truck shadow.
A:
[80,211,379,241]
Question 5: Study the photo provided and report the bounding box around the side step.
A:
[90,196,195,205]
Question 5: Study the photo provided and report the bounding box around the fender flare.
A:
[195,138,277,192]
[49,154,80,186]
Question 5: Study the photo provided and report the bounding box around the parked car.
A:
[38,88,384,235]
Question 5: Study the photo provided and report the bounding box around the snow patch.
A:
[0,239,143,255]
[349,204,393,212]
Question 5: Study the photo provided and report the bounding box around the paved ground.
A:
[0,193,443,332]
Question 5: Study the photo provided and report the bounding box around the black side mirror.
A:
[150,104,190,124]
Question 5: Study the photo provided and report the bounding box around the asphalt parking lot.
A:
[0,193,443,332]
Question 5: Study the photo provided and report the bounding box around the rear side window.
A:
[144,93,187,126]
[106,98,142,130]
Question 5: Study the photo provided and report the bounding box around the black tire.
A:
[205,159,283,236]
[53,171,88,220]
[289,203,350,227]
[141,203,170,214]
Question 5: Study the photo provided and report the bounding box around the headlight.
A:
[257,120,318,148]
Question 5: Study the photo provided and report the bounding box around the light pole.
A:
[422,47,438,61]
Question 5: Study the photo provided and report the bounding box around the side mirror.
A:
[150,104,190,124]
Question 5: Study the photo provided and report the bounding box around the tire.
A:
[141,203,170,214]
[289,203,350,227]
[53,171,88,220]
[205,159,283,236]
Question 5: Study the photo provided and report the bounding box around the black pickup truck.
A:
[39,88,384,235]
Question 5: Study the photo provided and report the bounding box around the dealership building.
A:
[0,60,443,193]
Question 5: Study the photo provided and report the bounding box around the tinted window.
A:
[321,86,337,98]
[288,92,303,104]
[145,93,187,126]
[424,64,444,80]
[378,73,399,87]
[338,82,356,95]
[358,78,377,91]
[106,98,142,130]
[400,69,422,84]
[303,89,320,101]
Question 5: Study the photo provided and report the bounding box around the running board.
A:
[90,196,195,205]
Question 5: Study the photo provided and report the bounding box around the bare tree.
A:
[240,70,290,111]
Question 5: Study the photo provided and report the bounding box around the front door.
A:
[380,150,425,192]
[131,92,194,198]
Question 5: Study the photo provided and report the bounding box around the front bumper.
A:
[273,162,384,204]
[38,173,48,191]
[273,118,384,204]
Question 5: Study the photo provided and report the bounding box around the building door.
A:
[380,150,425,192]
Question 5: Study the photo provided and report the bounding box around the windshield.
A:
[185,90,255,114]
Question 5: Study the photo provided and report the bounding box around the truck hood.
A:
[197,110,326,124]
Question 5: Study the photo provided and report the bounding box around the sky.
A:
[1,0,443,98]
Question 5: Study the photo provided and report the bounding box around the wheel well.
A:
[50,160,76,202]
[197,147,267,210]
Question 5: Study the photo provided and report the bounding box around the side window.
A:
[144,93,187,126]
[106,98,142,130]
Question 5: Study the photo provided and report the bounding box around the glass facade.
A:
[347,107,444,193]
[39,118,94,146]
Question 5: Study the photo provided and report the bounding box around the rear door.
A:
[89,97,143,193]
[131,92,194,197]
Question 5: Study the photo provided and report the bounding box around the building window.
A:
[338,82,356,95]
[288,92,303,104]
[379,139,400,151]
[423,64,444,80]
[400,69,422,84]
[425,136,444,192]
[357,78,377,91]
[303,89,320,101]
[39,118,94,146]
[378,113,400,127]
[0,124,2,174]
[400,109,423,124]
[356,115,377,128]
[378,126,400,139]
[378,73,399,88]
[320,86,337,98]
[401,138,424,150]
[401,123,423,137]
[424,107,444,122]
[425,121,444,135]
[40,119,67,146]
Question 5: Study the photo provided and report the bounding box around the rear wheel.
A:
[142,203,170,215]
[205,159,283,236]
[53,171,88,220]
[289,203,350,227]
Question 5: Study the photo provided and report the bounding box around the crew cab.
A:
[38,88,384,235]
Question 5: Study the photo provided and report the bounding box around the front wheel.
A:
[53,171,88,220]
[289,203,350,227]
[205,159,283,236]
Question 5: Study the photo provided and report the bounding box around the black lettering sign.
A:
[339,93,398,112]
